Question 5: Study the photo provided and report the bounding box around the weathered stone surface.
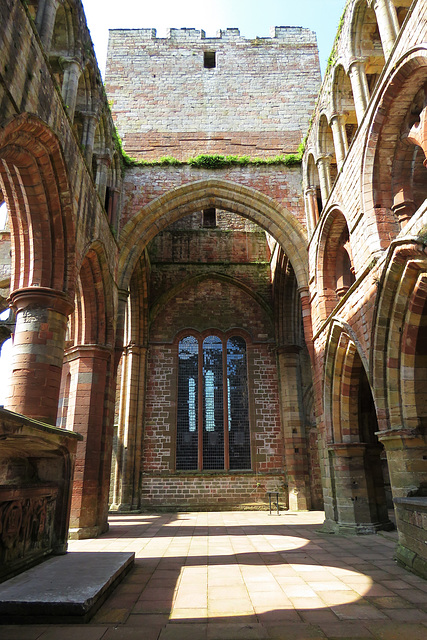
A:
[0,551,134,622]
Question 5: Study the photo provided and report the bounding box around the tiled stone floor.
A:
[2,510,427,639]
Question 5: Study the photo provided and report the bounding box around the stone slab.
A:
[0,551,134,624]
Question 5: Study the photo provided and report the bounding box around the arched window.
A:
[176,333,251,471]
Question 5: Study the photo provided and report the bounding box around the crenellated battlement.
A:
[109,25,317,45]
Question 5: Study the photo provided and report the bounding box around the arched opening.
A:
[74,64,97,147]
[318,114,337,200]
[49,1,78,87]
[324,326,393,533]
[304,153,322,233]
[112,180,315,513]
[414,294,427,433]
[58,243,115,538]
[332,64,358,149]
[366,53,427,236]
[0,114,75,425]
[352,1,385,96]
[392,0,413,29]
[317,210,355,320]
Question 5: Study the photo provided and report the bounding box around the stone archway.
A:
[118,178,308,292]
[322,320,393,534]
[113,178,312,513]
[0,113,76,424]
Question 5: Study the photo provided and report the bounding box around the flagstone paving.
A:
[1,511,427,639]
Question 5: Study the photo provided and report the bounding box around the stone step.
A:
[0,551,134,624]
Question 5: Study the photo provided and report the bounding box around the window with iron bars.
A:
[176,333,251,471]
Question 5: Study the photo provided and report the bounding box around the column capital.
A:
[9,287,74,316]
[304,186,316,197]
[125,342,148,356]
[64,343,113,362]
[348,57,366,73]
[276,344,302,355]
[327,442,368,457]
[118,288,130,301]
[330,111,348,125]
[316,153,332,165]
[60,56,82,71]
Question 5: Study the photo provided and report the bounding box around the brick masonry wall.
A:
[148,221,272,309]
[140,473,288,509]
[149,278,274,343]
[120,164,305,234]
[143,248,285,506]
[106,27,321,160]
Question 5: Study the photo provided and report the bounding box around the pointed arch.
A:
[118,178,308,291]
[150,272,274,331]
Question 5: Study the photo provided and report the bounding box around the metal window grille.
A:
[176,334,251,470]
[176,336,199,470]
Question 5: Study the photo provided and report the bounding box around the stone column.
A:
[35,0,59,52]
[348,60,370,125]
[372,0,400,58]
[330,113,348,171]
[408,105,427,166]
[391,192,416,227]
[65,344,113,539]
[5,287,73,425]
[106,187,120,230]
[111,343,148,511]
[95,153,111,206]
[324,442,393,534]
[378,428,427,498]
[304,187,319,234]
[81,113,97,166]
[316,155,332,206]
[277,346,311,511]
[61,59,81,122]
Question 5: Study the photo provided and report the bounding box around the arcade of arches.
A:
[0,0,426,584]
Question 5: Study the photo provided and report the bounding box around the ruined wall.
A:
[106,27,321,160]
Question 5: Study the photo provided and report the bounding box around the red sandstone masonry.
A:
[119,164,305,234]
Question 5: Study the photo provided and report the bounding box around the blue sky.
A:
[82,0,346,77]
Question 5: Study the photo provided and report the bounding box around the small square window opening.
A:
[203,208,217,228]
[204,51,216,69]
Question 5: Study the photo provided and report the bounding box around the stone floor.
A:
[1,510,427,639]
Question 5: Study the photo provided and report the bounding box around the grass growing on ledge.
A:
[113,124,306,169]
[121,149,304,169]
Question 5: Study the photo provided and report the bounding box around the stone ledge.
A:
[0,551,134,624]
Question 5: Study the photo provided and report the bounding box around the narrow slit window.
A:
[204,51,216,69]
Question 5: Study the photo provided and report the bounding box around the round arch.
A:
[118,178,308,291]
[315,207,355,321]
[362,46,427,242]
[71,240,116,348]
[0,112,76,297]
[371,240,427,431]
